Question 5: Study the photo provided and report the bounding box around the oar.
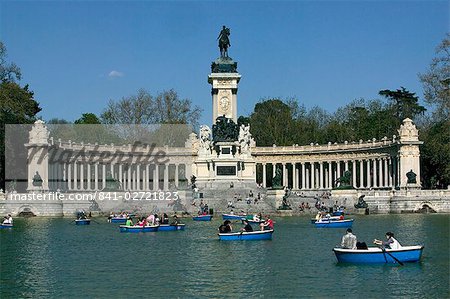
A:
[380,246,404,266]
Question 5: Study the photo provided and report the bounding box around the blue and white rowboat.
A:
[0,224,13,229]
[333,245,424,264]
[158,224,186,231]
[218,229,274,241]
[119,225,158,233]
[111,217,127,224]
[193,215,213,221]
[332,210,345,216]
[314,219,353,228]
[310,216,341,223]
[222,214,245,220]
[75,219,91,225]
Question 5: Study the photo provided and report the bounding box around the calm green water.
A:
[1,214,449,298]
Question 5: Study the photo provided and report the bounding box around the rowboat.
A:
[119,225,158,233]
[222,214,245,220]
[314,219,353,228]
[333,245,424,264]
[158,224,186,231]
[310,216,342,223]
[110,217,127,224]
[0,224,13,229]
[243,219,265,224]
[75,219,91,225]
[332,210,345,216]
[193,215,213,221]
[218,229,274,241]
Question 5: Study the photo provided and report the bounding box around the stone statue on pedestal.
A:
[199,125,212,154]
[103,172,121,191]
[334,171,354,190]
[238,124,254,155]
[272,167,283,190]
[32,171,43,187]
[406,169,417,184]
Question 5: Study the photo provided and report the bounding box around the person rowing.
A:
[373,232,402,249]
[241,220,253,232]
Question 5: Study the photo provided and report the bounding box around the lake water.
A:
[1,214,449,298]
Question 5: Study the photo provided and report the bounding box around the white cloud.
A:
[108,70,124,78]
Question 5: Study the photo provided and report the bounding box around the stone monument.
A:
[26,120,50,191]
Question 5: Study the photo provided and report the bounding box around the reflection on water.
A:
[1,215,449,297]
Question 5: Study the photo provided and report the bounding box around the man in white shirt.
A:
[341,228,357,249]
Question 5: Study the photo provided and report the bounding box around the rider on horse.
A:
[218,26,231,58]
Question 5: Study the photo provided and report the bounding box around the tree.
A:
[420,120,450,188]
[74,113,101,124]
[101,89,202,128]
[0,42,41,190]
[379,87,426,122]
[419,34,450,121]
[248,98,296,146]
[101,89,200,145]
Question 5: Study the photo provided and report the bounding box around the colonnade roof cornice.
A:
[252,139,398,156]
[254,152,392,163]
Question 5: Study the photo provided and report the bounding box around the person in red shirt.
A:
[261,215,274,231]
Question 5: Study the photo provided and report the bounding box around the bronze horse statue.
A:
[218,26,231,58]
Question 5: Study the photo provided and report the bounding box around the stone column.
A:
[73,161,78,190]
[328,161,333,189]
[388,158,393,187]
[102,164,106,190]
[126,165,131,190]
[378,158,383,188]
[175,164,179,188]
[366,159,371,188]
[94,162,98,190]
[336,161,341,180]
[359,160,364,189]
[145,164,149,190]
[352,160,357,188]
[384,158,388,188]
[87,163,91,190]
[79,163,84,191]
[262,163,267,188]
[282,163,286,187]
[345,160,349,171]
[164,164,169,190]
[119,164,123,189]
[67,162,72,190]
[373,158,378,188]
[294,164,299,190]
[301,162,306,190]
[310,162,315,189]
[154,165,159,190]
[319,161,324,189]
[136,164,141,191]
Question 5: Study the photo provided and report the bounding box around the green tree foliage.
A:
[0,42,41,190]
[248,98,296,146]
[420,120,450,188]
[419,34,450,121]
[379,87,426,122]
[74,113,101,124]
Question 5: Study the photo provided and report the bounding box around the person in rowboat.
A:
[341,228,357,249]
[125,217,134,227]
[219,220,232,233]
[373,232,402,249]
[260,215,274,231]
[241,220,253,232]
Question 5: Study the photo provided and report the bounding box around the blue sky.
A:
[1,1,448,125]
